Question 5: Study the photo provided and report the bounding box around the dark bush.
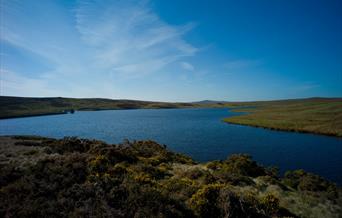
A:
[224,154,266,177]
[283,170,339,200]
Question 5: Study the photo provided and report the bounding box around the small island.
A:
[1,136,341,217]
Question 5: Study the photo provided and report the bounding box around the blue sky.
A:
[0,0,341,101]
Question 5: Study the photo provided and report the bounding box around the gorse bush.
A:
[224,154,266,177]
[283,169,339,201]
[260,194,280,215]
[188,184,224,217]
[0,136,340,218]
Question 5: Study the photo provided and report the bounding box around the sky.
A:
[0,0,341,102]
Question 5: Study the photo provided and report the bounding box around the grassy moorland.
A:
[223,98,342,137]
[0,96,197,119]
[0,136,341,218]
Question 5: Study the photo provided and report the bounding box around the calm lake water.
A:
[1,108,341,184]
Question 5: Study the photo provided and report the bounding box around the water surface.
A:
[1,108,341,184]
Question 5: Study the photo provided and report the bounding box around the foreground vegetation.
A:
[224,98,342,137]
[1,136,341,218]
[0,96,197,119]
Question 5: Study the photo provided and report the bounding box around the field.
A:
[223,98,342,137]
[0,136,341,217]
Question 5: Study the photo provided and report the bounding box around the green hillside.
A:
[0,96,196,119]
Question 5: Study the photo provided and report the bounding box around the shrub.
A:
[23,149,39,155]
[206,160,223,170]
[161,178,198,201]
[89,155,109,173]
[15,140,42,146]
[188,184,224,217]
[0,166,23,187]
[224,154,266,177]
[283,169,338,199]
[182,168,205,180]
[260,193,280,215]
[1,136,340,218]
[122,182,194,217]
[13,135,48,140]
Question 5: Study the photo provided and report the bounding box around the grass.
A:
[223,98,342,137]
[0,136,341,218]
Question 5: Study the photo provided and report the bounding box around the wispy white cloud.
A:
[292,82,320,92]
[180,62,195,71]
[75,0,197,77]
[0,0,198,97]
[223,59,262,71]
[0,69,54,96]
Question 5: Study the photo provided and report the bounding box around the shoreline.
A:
[223,102,342,138]
[223,119,342,138]
[0,107,185,120]
[1,106,341,138]
[0,111,69,120]
[0,106,224,120]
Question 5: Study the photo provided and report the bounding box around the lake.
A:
[1,108,341,184]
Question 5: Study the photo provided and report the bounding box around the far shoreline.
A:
[1,106,341,138]
[223,119,342,138]
[1,96,341,138]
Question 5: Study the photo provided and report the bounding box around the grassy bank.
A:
[0,136,341,217]
[223,98,342,137]
[0,96,198,119]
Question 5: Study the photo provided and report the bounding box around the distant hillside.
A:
[0,96,196,119]
[192,100,228,105]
